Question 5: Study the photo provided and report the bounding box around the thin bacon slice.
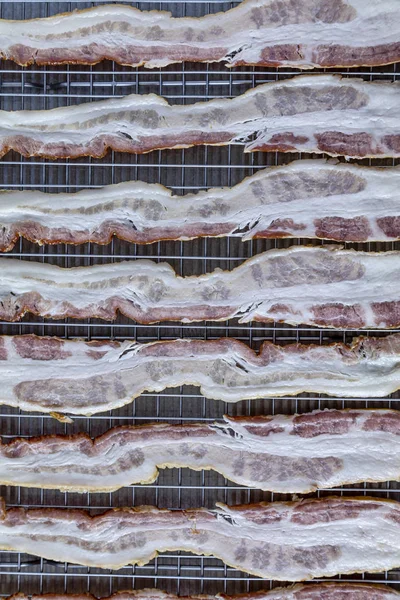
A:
[0,0,399,69]
[2,409,400,493]
[1,75,399,160]
[0,246,399,328]
[1,334,399,415]
[8,583,400,600]
[0,496,400,579]
[1,160,399,250]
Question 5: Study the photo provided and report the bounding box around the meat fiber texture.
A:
[1,496,400,580]
[0,160,399,249]
[0,333,399,415]
[0,76,399,159]
[0,0,399,69]
[1,409,400,494]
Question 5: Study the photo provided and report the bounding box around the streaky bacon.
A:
[1,160,399,250]
[8,583,400,600]
[0,75,399,160]
[0,0,399,69]
[2,409,400,493]
[0,245,398,328]
[0,496,400,579]
[0,333,399,415]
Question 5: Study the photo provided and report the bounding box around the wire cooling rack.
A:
[0,1,400,598]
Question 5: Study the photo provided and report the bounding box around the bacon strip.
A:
[1,334,399,415]
[1,75,399,159]
[1,0,399,69]
[2,409,400,493]
[1,160,399,249]
[9,583,400,600]
[0,246,399,328]
[0,496,400,578]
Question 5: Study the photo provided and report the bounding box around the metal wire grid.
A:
[0,0,400,597]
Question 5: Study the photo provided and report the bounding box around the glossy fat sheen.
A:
[0,334,400,415]
[2,409,400,493]
[0,0,399,69]
[0,246,399,328]
[9,583,400,600]
[1,160,400,250]
[0,75,399,159]
[1,496,400,579]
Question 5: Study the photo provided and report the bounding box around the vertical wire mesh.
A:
[0,1,399,597]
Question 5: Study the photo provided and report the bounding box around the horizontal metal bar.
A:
[0,68,397,77]
[0,413,217,421]
[0,93,240,100]
[0,321,397,334]
[0,563,398,580]
[0,253,250,260]
[3,485,399,506]
[1,160,396,169]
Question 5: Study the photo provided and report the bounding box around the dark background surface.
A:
[0,1,399,596]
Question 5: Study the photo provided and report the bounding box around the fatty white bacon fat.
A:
[9,584,400,600]
[0,496,400,579]
[0,75,399,160]
[2,409,400,493]
[0,0,399,69]
[0,246,398,328]
[1,160,399,250]
[0,334,399,415]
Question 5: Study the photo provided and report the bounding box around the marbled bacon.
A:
[0,0,399,69]
[2,409,400,493]
[0,334,399,415]
[0,75,399,160]
[8,585,400,600]
[0,246,399,328]
[1,160,400,250]
[1,496,400,579]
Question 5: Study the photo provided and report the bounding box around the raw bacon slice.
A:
[2,409,400,493]
[0,0,399,69]
[0,246,399,328]
[8,584,400,600]
[1,160,399,250]
[1,334,399,415]
[1,75,399,160]
[0,496,400,579]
